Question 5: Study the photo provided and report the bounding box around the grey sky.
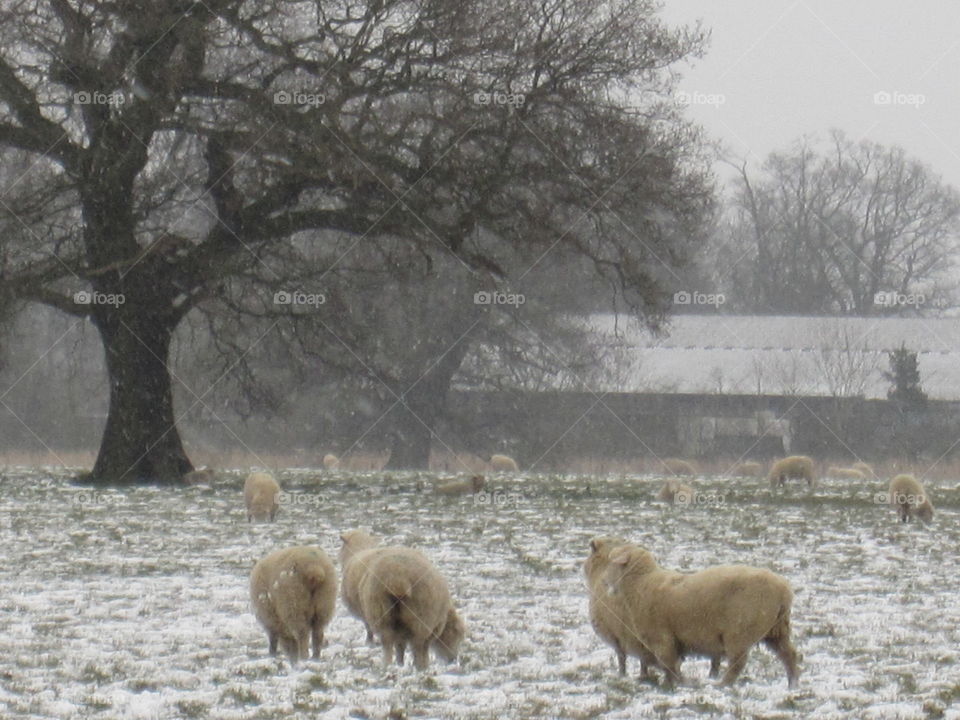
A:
[660,0,960,192]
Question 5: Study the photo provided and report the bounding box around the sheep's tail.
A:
[383,576,412,601]
[765,595,793,641]
[299,562,327,592]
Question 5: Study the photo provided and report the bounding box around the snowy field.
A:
[1,469,959,720]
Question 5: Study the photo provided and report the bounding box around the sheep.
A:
[603,544,799,688]
[768,455,816,488]
[730,460,763,477]
[339,529,465,669]
[657,479,695,505]
[828,466,866,481]
[852,461,875,477]
[662,458,697,477]
[888,474,934,523]
[244,471,280,522]
[489,454,519,472]
[249,546,337,663]
[323,453,340,469]
[435,474,485,496]
[183,466,215,484]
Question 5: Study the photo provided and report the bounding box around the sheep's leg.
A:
[653,645,682,687]
[616,646,626,675]
[720,646,750,686]
[413,641,430,670]
[268,631,279,656]
[708,656,721,679]
[311,622,323,659]
[765,636,800,688]
[395,641,406,666]
[281,636,300,665]
[381,639,394,666]
[364,623,375,644]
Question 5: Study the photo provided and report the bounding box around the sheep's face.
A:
[917,502,934,523]
[434,608,465,661]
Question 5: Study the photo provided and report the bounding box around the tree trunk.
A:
[83,310,192,485]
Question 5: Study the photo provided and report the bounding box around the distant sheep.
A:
[768,456,816,488]
[827,466,866,481]
[183,466,215,484]
[604,544,799,687]
[339,529,465,669]
[731,461,763,477]
[657,479,694,505]
[888,474,934,523]
[323,453,339,469]
[489,454,519,472]
[249,546,337,663]
[852,461,875,477]
[662,458,697,477]
[244,471,280,522]
[435,475,485,496]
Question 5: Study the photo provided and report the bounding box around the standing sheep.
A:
[827,466,866,481]
[731,460,763,477]
[604,544,799,688]
[435,475,485,496]
[768,455,816,488]
[244,471,280,522]
[489,454,519,472]
[323,453,340,469]
[339,529,465,669]
[249,546,337,663]
[662,458,697,477]
[657,479,695,505]
[888,474,934,523]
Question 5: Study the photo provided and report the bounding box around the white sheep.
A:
[603,544,799,687]
[249,546,337,663]
[323,453,340,469]
[888,474,934,523]
[435,475,485,496]
[768,455,816,488]
[244,471,280,522]
[489,454,519,472]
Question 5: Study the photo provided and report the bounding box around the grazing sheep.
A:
[731,460,763,477]
[244,471,280,522]
[657,479,695,505]
[249,546,337,663]
[662,458,697,477]
[489,454,519,472]
[323,453,339,469]
[852,461,875,477]
[604,544,799,688]
[768,455,816,488]
[183,466,215,484]
[339,529,465,669]
[826,466,866,481]
[435,475,485,496]
[888,474,934,523]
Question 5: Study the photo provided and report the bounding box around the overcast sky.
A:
[659,0,960,193]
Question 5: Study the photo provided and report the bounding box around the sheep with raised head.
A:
[657,479,695,505]
[183,466,215,484]
[888,474,934,523]
[244,471,280,522]
[662,458,697,477]
[323,453,339,469]
[435,474,485,496]
[339,529,465,669]
[489,454,518,472]
[603,543,799,688]
[768,455,816,488]
[827,466,866,481]
[249,546,337,663]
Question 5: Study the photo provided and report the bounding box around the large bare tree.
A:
[0,0,713,483]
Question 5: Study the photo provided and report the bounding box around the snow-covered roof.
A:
[583,313,960,400]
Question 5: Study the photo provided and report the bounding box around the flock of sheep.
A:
[227,451,934,688]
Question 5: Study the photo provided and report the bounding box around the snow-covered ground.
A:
[1,469,958,719]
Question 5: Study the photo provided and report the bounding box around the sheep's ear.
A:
[589,539,599,553]
[609,547,630,565]
[339,533,348,543]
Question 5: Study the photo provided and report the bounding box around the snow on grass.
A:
[0,469,957,719]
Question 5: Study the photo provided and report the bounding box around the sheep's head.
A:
[470,475,485,492]
[917,501,934,523]
[584,536,629,582]
[434,607,465,661]
[339,529,378,564]
[603,545,658,595]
